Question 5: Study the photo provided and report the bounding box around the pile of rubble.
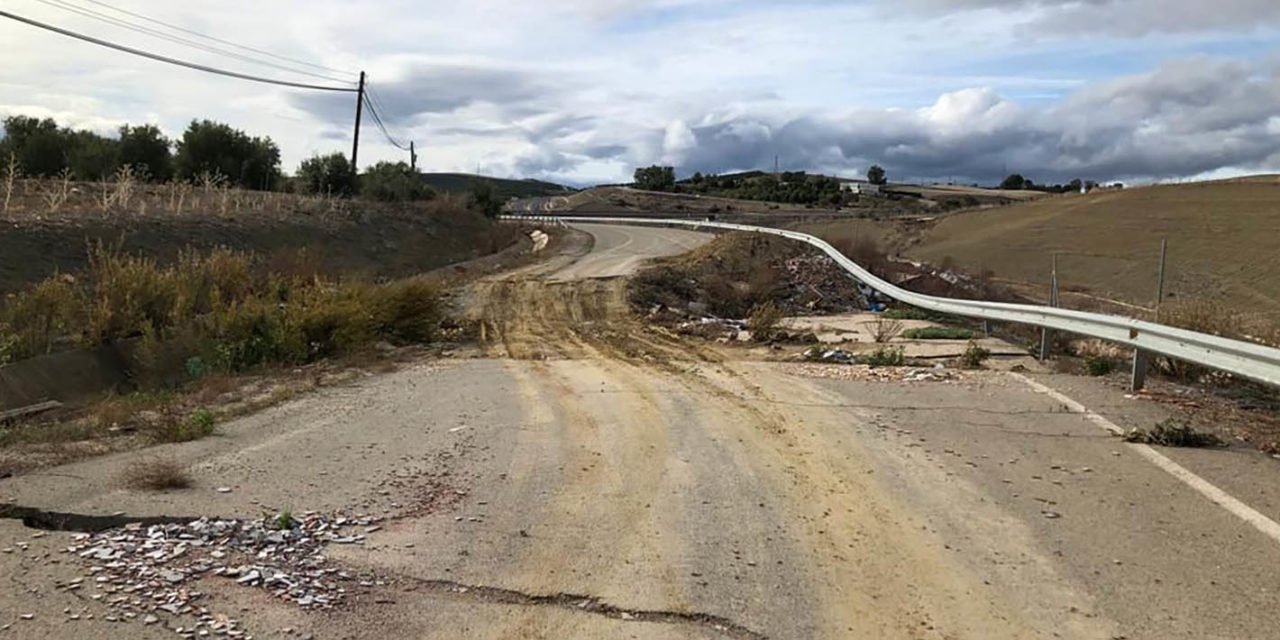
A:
[784,362,968,383]
[57,512,382,634]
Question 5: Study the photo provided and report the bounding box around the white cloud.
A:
[3,0,1279,187]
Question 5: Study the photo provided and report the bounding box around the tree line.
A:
[632,164,891,206]
[0,115,442,203]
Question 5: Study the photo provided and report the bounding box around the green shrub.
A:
[1085,356,1113,376]
[861,346,905,367]
[960,341,990,369]
[882,307,954,322]
[297,152,355,197]
[360,161,434,202]
[903,327,976,340]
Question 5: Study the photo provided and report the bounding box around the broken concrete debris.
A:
[56,512,382,634]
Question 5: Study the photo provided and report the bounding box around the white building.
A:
[838,181,881,196]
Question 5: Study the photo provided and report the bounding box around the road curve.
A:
[3,224,1280,639]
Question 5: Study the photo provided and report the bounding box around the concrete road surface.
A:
[3,223,1280,639]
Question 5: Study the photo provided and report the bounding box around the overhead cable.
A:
[0,9,358,92]
[32,0,353,84]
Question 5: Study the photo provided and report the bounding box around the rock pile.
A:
[58,512,381,635]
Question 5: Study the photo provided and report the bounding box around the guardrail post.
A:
[1131,349,1152,391]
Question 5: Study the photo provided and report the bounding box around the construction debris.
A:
[782,362,968,383]
[57,512,382,634]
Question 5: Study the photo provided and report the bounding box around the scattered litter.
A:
[448,426,469,433]
[215,487,233,494]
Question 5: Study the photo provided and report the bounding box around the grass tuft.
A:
[861,345,905,367]
[120,458,192,491]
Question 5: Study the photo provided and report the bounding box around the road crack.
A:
[396,576,769,639]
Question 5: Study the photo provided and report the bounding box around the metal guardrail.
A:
[504,215,1280,389]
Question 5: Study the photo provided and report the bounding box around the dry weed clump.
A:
[1157,299,1246,380]
[120,457,192,490]
[870,317,904,343]
[746,301,783,341]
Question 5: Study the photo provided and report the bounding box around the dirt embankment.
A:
[0,192,508,295]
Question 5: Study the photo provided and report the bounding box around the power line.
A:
[0,9,357,92]
[362,93,411,151]
[75,0,352,77]
[32,0,353,84]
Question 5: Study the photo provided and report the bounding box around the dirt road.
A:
[4,224,1280,639]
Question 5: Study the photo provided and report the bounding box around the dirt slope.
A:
[906,176,1280,320]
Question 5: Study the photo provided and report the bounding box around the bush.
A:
[861,345,905,367]
[360,161,433,202]
[870,317,903,343]
[959,340,990,369]
[297,152,355,197]
[1,244,446,381]
[903,327,976,340]
[1085,356,1113,377]
[746,301,783,342]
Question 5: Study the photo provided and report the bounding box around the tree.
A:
[174,120,281,190]
[360,161,433,202]
[867,165,887,185]
[0,116,69,177]
[296,152,355,197]
[1000,173,1027,190]
[119,124,172,181]
[65,129,119,180]
[633,165,676,192]
[469,180,502,218]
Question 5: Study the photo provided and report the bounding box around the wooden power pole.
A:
[351,71,365,174]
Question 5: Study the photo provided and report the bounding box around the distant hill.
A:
[907,176,1280,322]
[420,173,572,200]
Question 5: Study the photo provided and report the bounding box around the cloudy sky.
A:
[3,0,1279,186]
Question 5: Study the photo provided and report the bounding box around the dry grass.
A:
[870,317,904,343]
[908,178,1280,325]
[120,457,191,490]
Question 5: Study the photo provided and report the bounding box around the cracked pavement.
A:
[3,223,1280,638]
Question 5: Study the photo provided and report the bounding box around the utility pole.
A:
[351,70,365,174]
[410,141,417,172]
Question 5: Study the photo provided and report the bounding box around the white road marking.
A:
[1009,372,1280,544]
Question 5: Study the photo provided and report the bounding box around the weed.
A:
[1085,356,1113,377]
[120,458,192,491]
[959,341,991,369]
[869,316,904,343]
[148,407,215,444]
[1158,299,1246,380]
[40,168,73,212]
[903,327,976,340]
[746,301,783,342]
[861,345,905,367]
[265,507,296,530]
[1123,419,1224,448]
[2,152,18,214]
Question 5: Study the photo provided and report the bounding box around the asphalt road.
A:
[3,224,1280,639]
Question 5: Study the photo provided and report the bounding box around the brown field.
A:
[902,176,1280,325]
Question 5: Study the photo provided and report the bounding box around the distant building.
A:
[838,181,881,196]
